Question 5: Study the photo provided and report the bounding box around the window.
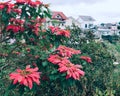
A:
[56,15,61,19]
[62,23,64,26]
[85,24,87,28]
[89,24,93,28]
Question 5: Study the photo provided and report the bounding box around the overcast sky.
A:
[42,0,120,24]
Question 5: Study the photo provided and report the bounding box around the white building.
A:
[45,11,67,29]
[65,16,81,28]
[77,15,95,29]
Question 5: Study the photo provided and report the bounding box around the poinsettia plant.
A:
[0,0,92,95]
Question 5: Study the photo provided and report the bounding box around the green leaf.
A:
[42,61,48,67]
[51,69,58,74]
[19,85,25,96]
[44,10,51,18]
[4,83,17,96]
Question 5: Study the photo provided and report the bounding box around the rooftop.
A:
[52,11,67,20]
[78,15,95,21]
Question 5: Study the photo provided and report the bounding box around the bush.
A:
[65,25,115,96]
[0,1,90,96]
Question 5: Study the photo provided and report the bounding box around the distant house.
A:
[93,23,120,40]
[65,16,81,28]
[46,11,67,28]
[97,23,119,36]
[77,15,95,29]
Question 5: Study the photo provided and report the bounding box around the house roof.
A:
[68,16,81,24]
[52,11,67,20]
[78,15,95,21]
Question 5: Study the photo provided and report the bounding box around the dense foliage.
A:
[65,24,117,96]
[0,0,119,96]
[0,0,91,96]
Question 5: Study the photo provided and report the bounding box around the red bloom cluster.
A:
[80,56,92,63]
[10,18,25,25]
[0,1,15,13]
[28,0,42,7]
[28,17,46,36]
[0,1,22,14]
[6,18,25,33]
[0,0,42,14]
[57,29,70,38]
[9,65,41,89]
[0,3,5,10]
[58,59,85,80]
[56,45,81,57]
[6,25,24,33]
[16,0,26,4]
[49,26,59,33]
[16,0,42,7]
[48,45,84,80]
[48,54,67,64]
[12,8,22,14]
[49,26,70,38]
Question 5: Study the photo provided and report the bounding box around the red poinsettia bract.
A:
[12,8,22,14]
[0,4,5,10]
[9,65,41,89]
[16,0,42,7]
[58,59,85,80]
[28,0,42,7]
[48,26,59,33]
[56,29,70,38]
[80,56,92,63]
[0,1,15,13]
[56,45,81,57]
[48,26,70,38]
[16,0,26,4]
[6,25,24,33]
[48,54,67,64]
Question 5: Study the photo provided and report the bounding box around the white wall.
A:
[65,18,81,28]
[77,18,94,29]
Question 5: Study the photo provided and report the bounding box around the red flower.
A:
[6,3,14,13]
[0,1,14,13]
[0,4,5,10]
[35,55,39,59]
[26,48,31,52]
[10,18,25,25]
[28,21,41,36]
[48,26,70,37]
[80,56,92,63]
[58,59,85,80]
[28,0,42,7]
[56,29,70,38]
[12,51,21,55]
[6,25,24,33]
[56,45,81,57]
[6,25,19,33]
[13,8,22,14]
[9,65,41,89]
[16,0,26,4]
[48,26,59,33]
[48,54,67,64]
[0,1,10,10]
[33,23,40,36]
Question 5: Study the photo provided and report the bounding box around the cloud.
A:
[42,0,120,23]
[43,0,106,5]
